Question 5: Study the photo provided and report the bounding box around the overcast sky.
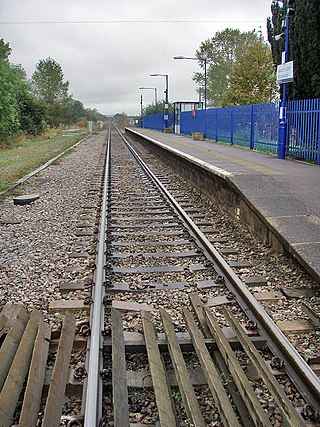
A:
[1,0,272,116]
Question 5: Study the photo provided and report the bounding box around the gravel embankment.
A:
[0,131,106,319]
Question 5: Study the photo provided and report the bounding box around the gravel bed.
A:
[0,131,106,322]
[126,136,320,362]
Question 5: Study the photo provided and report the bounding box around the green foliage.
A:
[0,56,27,144]
[193,29,261,107]
[18,92,46,135]
[31,57,69,103]
[267,0,320,100]
[113,113,129,129]
[0,40,106,144]
[143,100,174,116]
[84,107,106,122]
[0,39,11,60]
[222,41,278,106]
[267,1,285,68]
[30,57,70,126]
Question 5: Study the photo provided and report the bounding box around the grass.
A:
[0,129,88,193]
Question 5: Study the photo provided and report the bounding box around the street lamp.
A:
[150,73,169,130]
[140,94,143,117]
[139,87,158,105]
[277,0,294,159]
[174,55,207,109]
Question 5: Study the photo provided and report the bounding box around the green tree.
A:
[222,41,278,106]
[31,57,69,103]
[113,113,129,129]
[267,0,320,99]
[0,39,11,60]
[193,29,260,107]
[31,57,69,125]
[18,92,46,135]
[143,101,174,116]
[0,52,27,144]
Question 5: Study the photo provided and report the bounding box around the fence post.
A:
[317,99,320,165]
[215,110,219,142]
[230,109,234,145]
[250,105,255,150]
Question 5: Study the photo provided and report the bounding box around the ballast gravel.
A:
[0,131,106,319]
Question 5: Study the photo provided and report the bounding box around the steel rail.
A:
[83,126,111,426]
[117,128,320,413]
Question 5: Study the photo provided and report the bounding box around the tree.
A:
[0,51,27,144]
[222,41,278,106]
[193,29,261,107]
[113,113,129,129]
[18,92,46,135]
[267,0,320,100]
[31,57,69,125]
[31,57,69,103]
[0,39,11,61]
[143,101,174,116]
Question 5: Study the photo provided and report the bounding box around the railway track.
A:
[0,125,320,426]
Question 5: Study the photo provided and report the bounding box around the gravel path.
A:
[0,131,106,319]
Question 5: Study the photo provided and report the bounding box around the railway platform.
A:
[126,127,320,284]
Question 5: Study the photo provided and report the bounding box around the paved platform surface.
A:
[128,128,320,284]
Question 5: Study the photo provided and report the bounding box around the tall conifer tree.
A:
[267,0,320,100]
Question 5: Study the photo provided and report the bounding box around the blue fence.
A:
[138,112,174,131]
[139,99,320,164]
[287,98,320,163]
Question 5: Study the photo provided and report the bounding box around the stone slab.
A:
[205,296,234,307]
[229,260,252,268]
[276,319,316,335]
[281,287,319,298]
[268,215,320,244]
[68,252,89,259]
[230,175,285,197]
[13,194,40,205]
[75,231,95,236]
[243,276,268,286]
[49,300,89,314]
[291,242,320,276]
[113,265,185,274]
[253,291,285,302]
[0,219,21,225]
[251,195,313,217]
[112,300,154,312]
[60,282,85,292]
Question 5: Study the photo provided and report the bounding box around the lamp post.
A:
[150,74,169,130]
[277,0,293,159]
[139,87,158,105]
[140,94,143,117]
[174,55,207,109]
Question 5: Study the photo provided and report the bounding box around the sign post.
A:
[277,2,293,160]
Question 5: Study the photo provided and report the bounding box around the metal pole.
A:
[164,74,169,129]
[155,88,158,105]
[278,4,290,159]
[204,58,207,110]
[150,74,169,130]
[140,94,143,116]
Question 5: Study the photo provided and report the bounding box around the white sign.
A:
[276,61,294,84]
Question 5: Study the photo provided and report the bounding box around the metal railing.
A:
[139,98,320,164]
